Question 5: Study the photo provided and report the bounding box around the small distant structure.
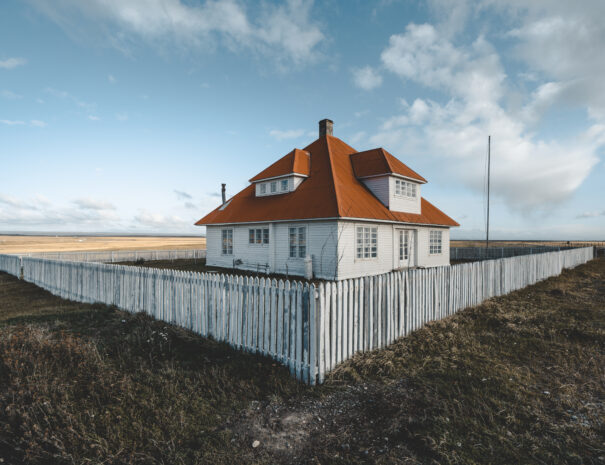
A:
[195,119,458,280]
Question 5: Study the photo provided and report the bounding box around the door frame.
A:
[394,227,416,269]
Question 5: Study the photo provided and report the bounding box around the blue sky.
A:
[1,0,604,239]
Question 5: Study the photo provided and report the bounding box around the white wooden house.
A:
[196,119,458,280]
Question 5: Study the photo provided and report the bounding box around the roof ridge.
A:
[323,135,343,218]
[380,147,395,174]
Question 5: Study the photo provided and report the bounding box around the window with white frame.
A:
[356,226,377,259]
[280,179,288,191]
[289,226,306,258]
[399,230,409,260]
[394,179,417,198]
[221,229,233,255]
[259,183,266,194]
[429,230,442,254]
[270,181,277,193]
[249,228,269,245]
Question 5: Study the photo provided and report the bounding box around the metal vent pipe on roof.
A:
[221,183,226,204]
[319,118,333,137]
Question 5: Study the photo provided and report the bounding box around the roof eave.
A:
[196,216,458,228]
[356,173,428,184]
[249,172,309,183]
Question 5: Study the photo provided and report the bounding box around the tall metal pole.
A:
[486,135,491,249]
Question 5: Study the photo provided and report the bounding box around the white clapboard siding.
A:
[0,247,594,384]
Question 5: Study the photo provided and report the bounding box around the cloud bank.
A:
[29,0,325,67]
[367,15,602,213]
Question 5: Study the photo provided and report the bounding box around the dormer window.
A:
[281,179,288,192]
[395,179,417,198]
[260,183,266,194]
[270,181,277,193]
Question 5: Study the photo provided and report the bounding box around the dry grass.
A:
[0,259,603,464]
[0,273,302,464]
[0,235,206,254]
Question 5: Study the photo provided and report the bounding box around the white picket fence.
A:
[0,247,593,384]
[15,249,206,263]
[450,246,570,260]
[0,254,22,277]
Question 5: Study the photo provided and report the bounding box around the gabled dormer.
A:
[249,148,310,197]
[350,148,426,214]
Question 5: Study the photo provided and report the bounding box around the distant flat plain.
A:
[0,235,206,254]
[1,236,600,255]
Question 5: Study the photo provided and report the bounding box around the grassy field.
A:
[0,260,603,464]
[0,235,206,254]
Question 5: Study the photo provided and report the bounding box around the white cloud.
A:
[174,189,192,200]
[30,0,325,67]
[375,23,601,212]
[73,198,116,211]
[116,112,128,121]
[0,57,26,69]
[349,131,367,146]
[108,74,117,83]
[352,66,383,90]
[46,87,97,113]
[1,90,22,99]
[269,128,305,140]
[0,194,37,209]
[575,210,605,219]
[134,211,189,229]
[0,194,119,228]
[88,115,100,121]
[0,119,47,127]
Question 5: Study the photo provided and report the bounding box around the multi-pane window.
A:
[249,228,269,245]
[289,227,306,258]
[429,230,442,254]
[221,229,233,255]
[270,181,277,193]
[259,183,267,194]
[399,230,409,260]
[394,179,417,198]
[281,179,288,191]
[356,226,378,259]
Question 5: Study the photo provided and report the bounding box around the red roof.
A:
[196,135,458,227]
[249,148,310,182]
[350,148,427,183]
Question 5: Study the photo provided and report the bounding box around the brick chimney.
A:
[319,118,333,137]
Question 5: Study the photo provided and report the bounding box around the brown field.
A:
[0,235,206,254]
[0,258,602,464]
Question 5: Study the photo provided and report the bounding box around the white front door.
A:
[397,229,416,268]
